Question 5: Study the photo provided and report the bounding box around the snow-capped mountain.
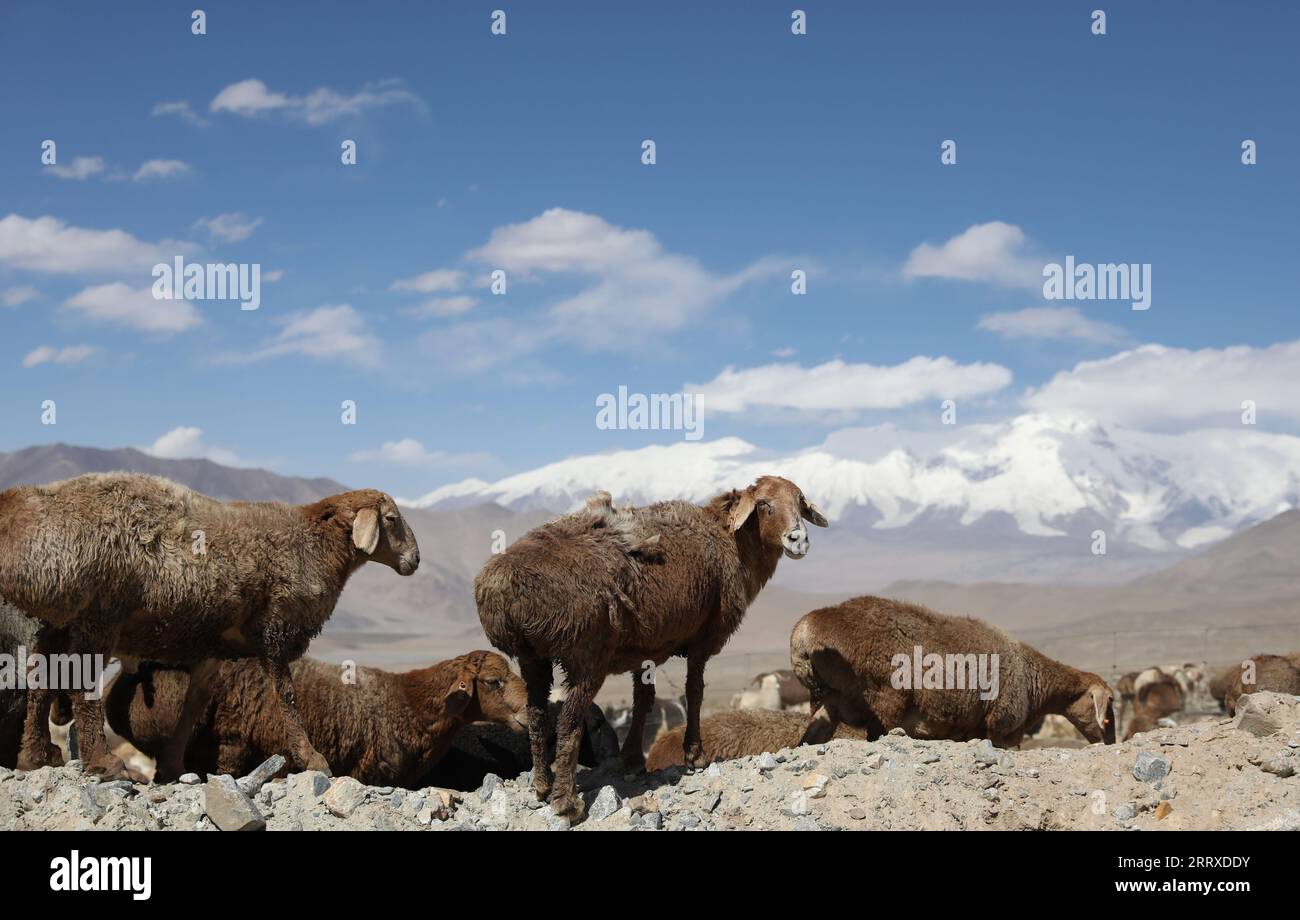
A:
[408,412,1300,555]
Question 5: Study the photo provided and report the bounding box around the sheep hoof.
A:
[16,744,63,771]
[532,771,554,801]
[87,753,128,781]
[683,744,707,771]
[549,793,584,824]
[304,752,332,776]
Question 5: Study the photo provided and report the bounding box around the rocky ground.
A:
[4,692,1299,832]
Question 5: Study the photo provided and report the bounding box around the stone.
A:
[802,773,829,798]
[323,776,368,818]
[178,773,201,785]
[1155,801,1173,820]
[641,811,662,830]
[1133,752,1171,784]
[287,770,331,799]
[973,740,998,766]
[479,773,502,802]
[202,775,266,832]
[237,755,286,797]
[588,785,622,821]
[1112,803,1136,821]
[757,753,778,770]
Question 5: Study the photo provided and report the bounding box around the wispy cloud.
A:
[194,212,263,243]
[400,295,478,318]
[349,437,495,470]
[209,78,425,125]
[132,159,192,182]
[21,344,96,368]
[64,282,201,334]
[0,214,196,275]
[43,156,107,181]
[390,269,465,293]
[2,285,39,307]
[151,100,208,126]
[144,426,243,466]
[977,306,1127,345]
[220,305,379,366]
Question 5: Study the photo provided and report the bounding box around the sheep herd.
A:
[1,471,1298,826]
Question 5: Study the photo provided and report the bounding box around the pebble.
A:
[1133,752,1171,784]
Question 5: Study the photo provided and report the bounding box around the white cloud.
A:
[0,214,194,275]
[145,426,242,466]
[350,438,494,470]
[401,295,478,318]
[2,285,39,307]
[64,282,201,334]
[194,212,263,243]
[1025,340,1300,429]
[151,100,209,126]
[132,159,192,182]
[467,207,776,349]
[977,306,1126,344]
[210,78,424,125]
[44,156,107,181]
[903,221,1042,288]
[264,269,284,282]
[21,344,96,368]
[222,305,379,366]
[390,269,464,293]
[687,357,1013,414]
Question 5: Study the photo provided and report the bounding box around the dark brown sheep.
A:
[1221,653,1300,716]
[791,596,1117,748]
[1121,670,1184,740]
[106,651,525,786]
[475,476,827,822]
[1,603,42,768]
[0,473,419,780]
[645,708,870,772]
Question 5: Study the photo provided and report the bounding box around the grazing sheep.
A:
[791,596,1117,747]
[732,668,812,711]
[1221,653,1300,716]
[1121,670,1184,740]
[106,651,523,787]
[0,473,419,779]
[422,701,620,791]
[646,708,870,771]
[475,476,827,822]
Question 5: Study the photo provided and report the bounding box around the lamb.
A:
[790,596,1117,747]
[1121,669,1184,740]
[105,651,524,786]
[1221,653,1300,716]
[475,475,827,822]
[0,472,419,779]
[732,668,811,711]
[645,708,870,771]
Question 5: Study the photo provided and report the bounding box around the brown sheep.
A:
[0,473,419,779]
[1221,653,1300,716]
[645,708,870,772]
[1121,671,1184,740]
[105,651,524,787]
[475,476,827,822]
[1,603,43,768]
[791,596,1117,747]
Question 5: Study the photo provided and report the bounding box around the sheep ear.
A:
[352,507,381,555]
[444,679,472,717]
[800,496,829,527]
[728,491,758,532]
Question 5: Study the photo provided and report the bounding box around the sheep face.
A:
[445,652,528,732]
[350,493,421,575]
[728,476,828,560]
[1065,682,1117,744]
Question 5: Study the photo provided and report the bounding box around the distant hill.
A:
[0,444,346,504]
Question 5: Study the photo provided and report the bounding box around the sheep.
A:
[1,603,41,768]
[790,596,1117,748]
[475,475,827,822]
[732,668,811,711]
[1221,653,1300,716]
[1121,670,1184,740]
[645,708,870,771]
[423,701,620,791]
[105,651,524,786]
[0,472,420,779]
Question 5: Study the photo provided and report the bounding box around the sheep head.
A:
[442,651,528,732]
[727,476,828,560]
[341,490,421,576]
[1065,680,1116,744]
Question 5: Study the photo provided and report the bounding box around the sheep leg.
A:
[153,658,220,782]
[682,649,707,769]
[799,703,840,746]
[67,624,126,779]
[16,625,65,770]
[549,672,602,824]
[518,654,554,801]
[620,671,654,771]
[261,659,332,775]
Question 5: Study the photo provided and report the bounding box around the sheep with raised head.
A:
[475,476,827,822]
[106,651,523,786]
[791,596,1117,748]
[1221,653,1300,716]
[0,472,419,779]
[646,708,869,771]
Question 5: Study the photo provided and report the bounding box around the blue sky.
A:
[1,1,1297,498]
